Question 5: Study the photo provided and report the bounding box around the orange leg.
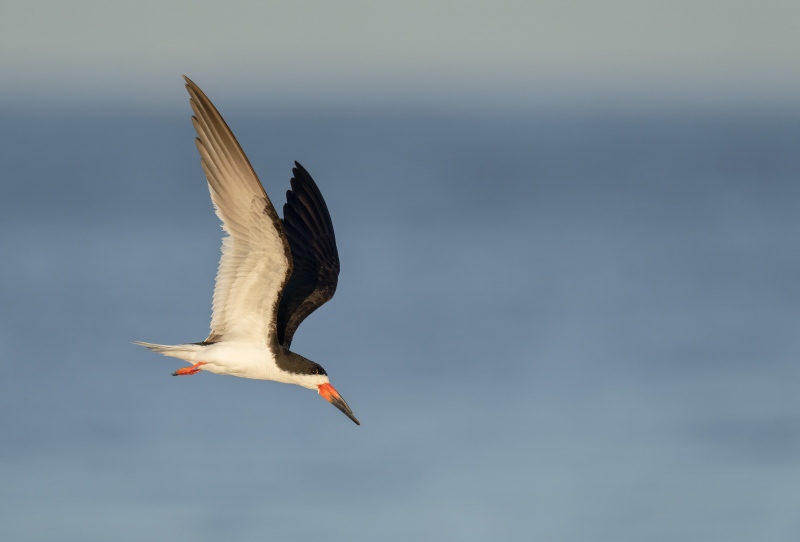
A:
[172,362,207,376]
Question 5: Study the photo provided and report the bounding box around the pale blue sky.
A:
[2,0,799,110]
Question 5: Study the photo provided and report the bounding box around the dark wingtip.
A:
[292,161,311,180]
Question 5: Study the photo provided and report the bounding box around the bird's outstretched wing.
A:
[276,162,340,348]
[184,76,292,345]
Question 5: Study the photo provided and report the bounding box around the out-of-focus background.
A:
[2,1,800,540]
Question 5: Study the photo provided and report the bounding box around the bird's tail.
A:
[133,341,206,361]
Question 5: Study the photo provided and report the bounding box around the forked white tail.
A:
[133,341,205,361]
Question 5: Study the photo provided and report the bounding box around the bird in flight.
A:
[135,76,359,425]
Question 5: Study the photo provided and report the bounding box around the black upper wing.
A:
[276,162,341,348]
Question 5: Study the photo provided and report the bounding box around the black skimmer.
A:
[135,76,359,425]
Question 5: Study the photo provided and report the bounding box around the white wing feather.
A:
[184,77,291,345]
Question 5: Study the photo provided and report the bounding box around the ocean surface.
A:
[1,106,799,541]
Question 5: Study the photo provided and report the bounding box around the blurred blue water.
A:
[1,107,799,541]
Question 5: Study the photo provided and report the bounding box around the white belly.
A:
[196,341,286,382]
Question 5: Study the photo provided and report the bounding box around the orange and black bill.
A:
[318,383,360,425]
